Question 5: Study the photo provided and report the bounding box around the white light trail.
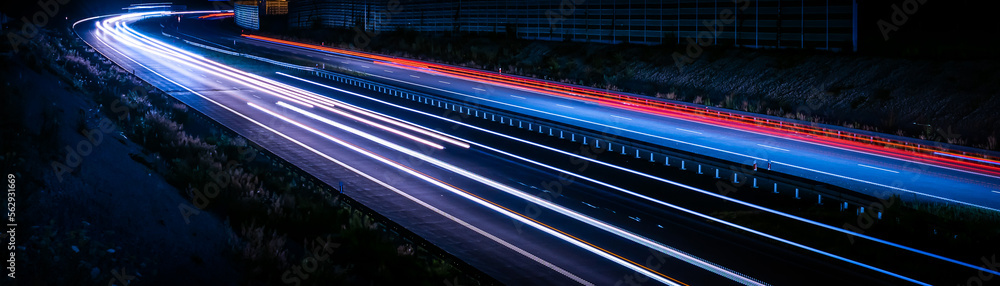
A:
[278,102,444,150]
[86,12,701,285]
[278,72,991,283]
[267,100,752,286]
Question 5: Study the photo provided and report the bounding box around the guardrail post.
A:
[583,136,588,145]
[752,178,758,188]
[528,123,532,131]
[714,168,719,178]
[595,139,599,148]
[817,194,822,205]
[697,164,702,174]
[608,142,613,152]
[635,149,640,159]
[621,145,627,155]
[681,160,686,170]
[650,153,655,162]
[773,183,778,193]
[733,172,739,184]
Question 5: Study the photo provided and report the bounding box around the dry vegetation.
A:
[263,27,1000,151]
[3,27,491,285]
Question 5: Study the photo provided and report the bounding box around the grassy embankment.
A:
[2,27,494,285]
[254,27,1000,152]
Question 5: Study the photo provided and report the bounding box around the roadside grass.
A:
[11,27,493,285]
[247,26,1000,152]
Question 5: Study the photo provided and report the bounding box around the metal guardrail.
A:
[387,57,1000,165]
[167,27,884,208]
[236,34,1000,170]
[81,26,501,286]
[308,68,881,209]
[163,31,311,71]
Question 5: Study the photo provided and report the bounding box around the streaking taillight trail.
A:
[240,34,1000,177]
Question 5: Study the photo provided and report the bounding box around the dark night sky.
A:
[2,0,998,55]
[1,0,223,21]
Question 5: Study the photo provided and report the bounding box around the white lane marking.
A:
[356,65,1000,183]
[676,128,703,135]
[610,115,632,121]
[410,75,420,78]
[250,94,261,99]
[279,102,445,150]
[858,164,900,174]
[340,61,349,64]
[992,191,1000,194]
[298,50,1000,211]
[276,74,934,285]
[556,104,575,109]
[473,87,486,91]
[383,70,394,73]
[94,29,593,285]
[509,95,526,99]
[757,144,790,152]
[439,80,451,84]
[361,65,370,68]
[215,80,222,83]
[776,162,997,212]
[258,102,681,286]
[247,105,593,286]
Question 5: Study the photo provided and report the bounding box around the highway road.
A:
[220,29,1000,213]
[71,11,1000,285]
